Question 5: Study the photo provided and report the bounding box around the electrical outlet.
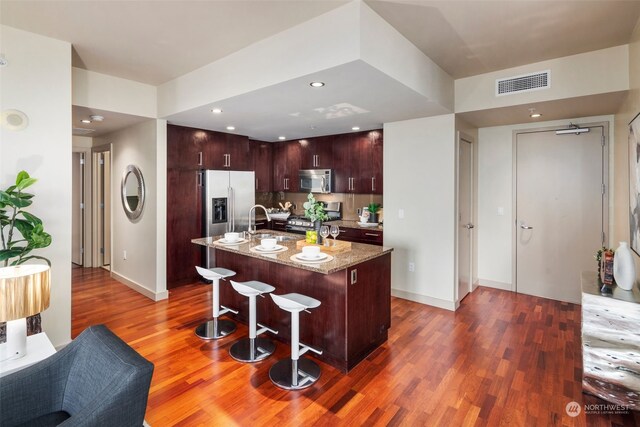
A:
[408,262,415,272]
[123,250,127,260]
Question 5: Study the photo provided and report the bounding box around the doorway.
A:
[93,150,111,269]
[71,152,85,266]
[457,133,474,304]
[514,124,607,303]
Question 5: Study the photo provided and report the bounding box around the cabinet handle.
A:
[256,178,258,189]
[372,177,375,191]
[227,154,231,167]
[197,171,202,186]
[365,233,380,237]
[198,151,203,166]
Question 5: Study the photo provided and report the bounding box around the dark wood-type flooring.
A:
[71,267,639,426]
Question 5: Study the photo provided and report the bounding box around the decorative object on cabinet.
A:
[367,203,380,223]
[628,111,640,255]
[0,264,50,362]
[121,165,146,222]
[613,241,636,290]
[0,171,52,343]
[598,247,614,286]
[303,193,328,245]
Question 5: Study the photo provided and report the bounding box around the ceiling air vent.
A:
[496,70,550,96]
[72,127,95,136]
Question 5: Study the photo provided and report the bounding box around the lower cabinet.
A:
[337,227,383,246]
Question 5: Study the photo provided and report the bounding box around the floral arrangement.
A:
[303,193,328,223]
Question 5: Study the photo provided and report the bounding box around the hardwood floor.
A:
[72,267,639,426]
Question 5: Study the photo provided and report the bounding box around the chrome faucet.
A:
[248,204,271,234]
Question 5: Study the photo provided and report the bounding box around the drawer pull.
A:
[365,233,380,237]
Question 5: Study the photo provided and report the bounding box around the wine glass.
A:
[330,225,340,246]
[319,226,330,246]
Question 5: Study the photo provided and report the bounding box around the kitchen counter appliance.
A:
[286,201,341,234]
[299,169,333,194]
[203,170,255,267]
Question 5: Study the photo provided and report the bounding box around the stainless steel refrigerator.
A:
[203,170,255,267]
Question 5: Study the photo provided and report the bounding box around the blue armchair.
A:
[0,325,154,427]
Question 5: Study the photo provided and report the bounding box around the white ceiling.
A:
[72,106,149,138]
[3,0,640,136]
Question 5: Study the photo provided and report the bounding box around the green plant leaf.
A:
[8,195,32,208]
[15,171,30,186]
[14,255,51,266]
[0,249,24,262]
[15,177,37,191]
[18,211,42,225]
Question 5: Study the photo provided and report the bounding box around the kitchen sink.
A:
[250,233,298,242]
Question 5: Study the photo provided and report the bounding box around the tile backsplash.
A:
[257,192,383,222]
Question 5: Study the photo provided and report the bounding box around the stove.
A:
[286,202,341,234]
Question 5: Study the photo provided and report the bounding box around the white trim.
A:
[391,288,456,311]
[111,271,168,301]
[477,278,512,291]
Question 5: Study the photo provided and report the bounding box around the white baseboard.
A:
[478,278,512,291]
[472,279,480,291]
[110,271,168,302]
[391,288,456,311]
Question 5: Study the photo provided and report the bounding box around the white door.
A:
[457,137,474,303]
[72,152,84,265]
[515,127,605,303]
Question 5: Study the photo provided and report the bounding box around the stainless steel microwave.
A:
[299,169,332,193]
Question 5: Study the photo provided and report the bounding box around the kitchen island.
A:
[192,231,392,372]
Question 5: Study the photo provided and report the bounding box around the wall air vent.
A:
[496,70,550,96]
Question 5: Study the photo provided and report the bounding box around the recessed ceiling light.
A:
[278,136,286,140]
[90,115,104,122]
[528,108,541,118]
[352,126,360,131]
[310,81,325,88]
[226,126,236,131]
[81,119,91,124]
[211,108,223,114]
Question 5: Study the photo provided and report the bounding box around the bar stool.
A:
[269,293,323,390]
[195,266,238,340]
[228,280,278,362]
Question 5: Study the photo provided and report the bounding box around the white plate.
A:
[290,254,333,264]
[295,252,328,261]
[254,244,284,252]
[357,222,379,227]
[216,238,248,245]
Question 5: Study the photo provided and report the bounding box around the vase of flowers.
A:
[303,193,328,244]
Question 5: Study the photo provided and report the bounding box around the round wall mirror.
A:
[121,165,145,221]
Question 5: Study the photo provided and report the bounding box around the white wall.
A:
[384,115,457,310]
[96,120,167,300]
[455,45,629,113]
[477,115,615,289]
[0,26,72,347]
[73,68,157,118]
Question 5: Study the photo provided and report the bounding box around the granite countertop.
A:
[192,231,392,274]
[326,219,383,231]
[581,271,640,304]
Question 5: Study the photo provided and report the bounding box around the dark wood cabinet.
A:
[271,220,288,231]
[166,169,203,287]
[203,132,251,170]
[167,124,207,170]
[251,140,273,192]
[273,141,301,191]
[331,130,383,194]
[300,136,333,169]
[336,226,383,246]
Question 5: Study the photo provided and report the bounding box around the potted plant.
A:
[0,170,52,342]
[303,193,328,244]
[367,203,380,223]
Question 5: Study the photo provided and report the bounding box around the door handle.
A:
[520,223,533,230]
[321,176,327,193]
[464,223,474,229]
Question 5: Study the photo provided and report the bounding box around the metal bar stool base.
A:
[195,319,236,340]
[229,337,276,363]
[269,358,321,390]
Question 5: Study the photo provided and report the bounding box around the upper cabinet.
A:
[167,125,252,171]
[332,130,383,194]
[273,141,301,192]
[251,140,273,192]
[299,136,333,169]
